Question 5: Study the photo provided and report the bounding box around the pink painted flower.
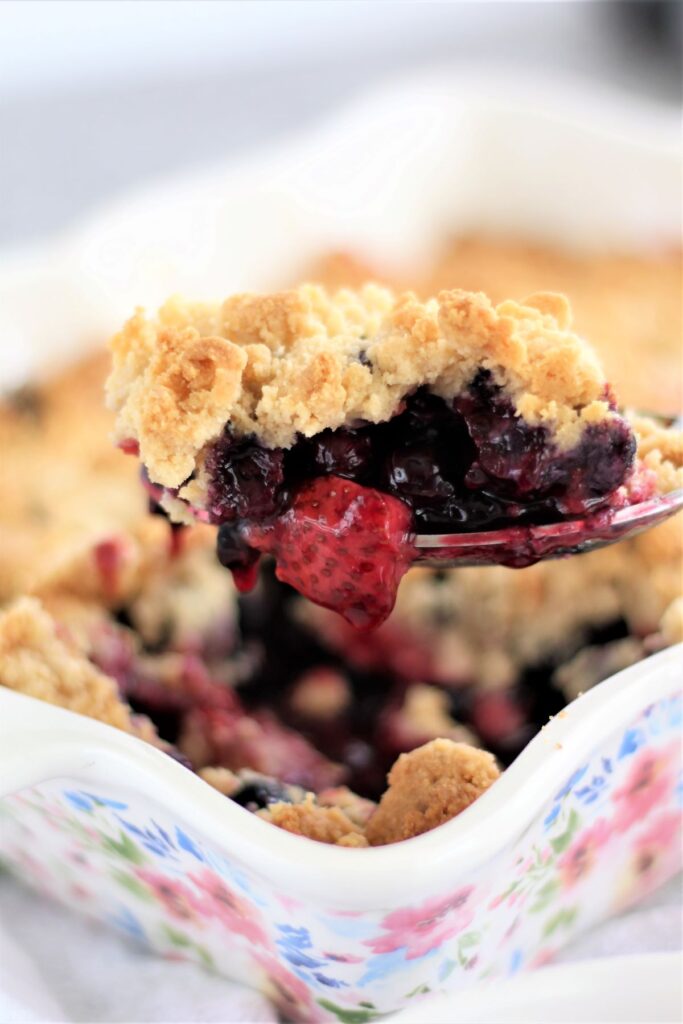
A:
[616,811,682,910]
[322,951,364,964]
[365,886,475,960]
[529,947,556,968]
[558,818,612,888]
[68,849,92,870]
[255,953,324,1023]
[276,893,303,912]
[135,868,204,922]
[611,744,678,833]
[187,868,270,946]
[70,883,92,901]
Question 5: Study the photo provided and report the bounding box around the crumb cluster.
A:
[107,285,616,494]
[261,739,500,847]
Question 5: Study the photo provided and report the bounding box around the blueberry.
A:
[207,429,284,523]
[231,779,294,810]
[216,522,258,571]
[311,428,374,480]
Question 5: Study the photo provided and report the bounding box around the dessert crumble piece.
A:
[109,286,640,627]
[261,793,368,846]
[365,738,500,845]
[378,683,477,754]
[0,597,154,740]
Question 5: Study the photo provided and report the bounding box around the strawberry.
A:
[245,476,414,629]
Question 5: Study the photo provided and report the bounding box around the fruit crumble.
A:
[0,235,680,847]
[107,286,645,627]
[0,598,499,846]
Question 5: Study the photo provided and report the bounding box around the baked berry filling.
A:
[135,373,637,628]
[197,375,636,620]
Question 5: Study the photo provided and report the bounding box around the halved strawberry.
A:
[245,476,414,629]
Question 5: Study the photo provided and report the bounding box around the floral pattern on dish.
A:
[0,693,680,1023]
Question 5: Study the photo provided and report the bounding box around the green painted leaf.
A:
[549,810,580,855]
[542,906,578,938]
[111,870,153,902]
[163,925,192,947]
[102,830,146,864]
[405,984,430,997]
[458,931,481,948]
[317,999,392,1023]
[358,1004,375,1010]
[194,944,214,969]
[530,879,560,913]
[562,906,578,930]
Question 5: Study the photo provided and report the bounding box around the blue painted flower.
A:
[618,727,645,759]
[105,904,146,943]
[358,948,407,986]
[313,972,347,988]
[116,818,178,858]
[64,791,95,812]
[84,793,129,811]
[543,804,561,829]
[509,949,523,975]
[574,774,608,805]
[554,764,588,801]
[175,827,205,862]
[276,923,329,970]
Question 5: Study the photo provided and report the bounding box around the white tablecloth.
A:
[0,874,680,1023]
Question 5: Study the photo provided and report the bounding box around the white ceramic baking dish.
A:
[0,71,681,1022]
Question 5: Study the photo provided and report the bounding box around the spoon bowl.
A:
[413,487,683,568]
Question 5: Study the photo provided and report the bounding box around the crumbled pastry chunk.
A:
[108,285,616,492]
[398,236,682,415]
[0,353,148,602]
[336,832,370,848]
[660,597,683,646]
[365,738,500,846]
[199,765,240,795]
[261,793,367,846]
[288,667,352,720]
[553,638,645,701]
[0,597,150,739]
[380,683,477,751]
[316,786,377,828]
[630,414,683,494]
[126,536,237,651]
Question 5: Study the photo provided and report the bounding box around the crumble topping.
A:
[660,597,683,645]
[0,597,154,740]
[1,237,680,852]
[365,738,500,846]
[630,414,683,494]
[262,794,368,847]
[108,285,615,493]
[380,683,477,749]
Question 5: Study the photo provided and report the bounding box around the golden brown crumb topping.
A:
[630,415,683,494]
[365,738,500,846]
[262,794,368,846]
[107,286,616,492]
[0,597,152,739]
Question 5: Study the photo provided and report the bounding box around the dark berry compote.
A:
[137,373,637,629]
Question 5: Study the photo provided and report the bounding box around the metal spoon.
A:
[413,487,683,568]
[413,410,683,568]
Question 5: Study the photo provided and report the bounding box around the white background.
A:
[1,0,680,247]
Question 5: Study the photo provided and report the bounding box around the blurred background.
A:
[1,0,681,250]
